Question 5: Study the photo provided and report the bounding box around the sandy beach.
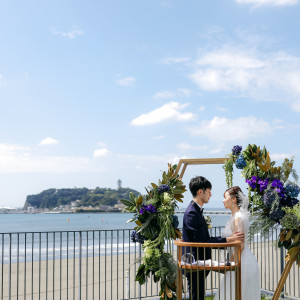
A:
[0,242,298,299]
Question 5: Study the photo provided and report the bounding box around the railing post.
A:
[78,231,82,300]
[125,270,129,299]
[9,233,11,300]
[139,244,142,300]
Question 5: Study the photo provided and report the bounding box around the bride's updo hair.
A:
[224,186,243,207]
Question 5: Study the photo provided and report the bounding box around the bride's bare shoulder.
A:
[233,211,248,227]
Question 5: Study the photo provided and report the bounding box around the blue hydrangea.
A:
[291,198,299,207]
[284,183,300,198]
[131,230,145,244]
[263,190,276,208]
[235,155,247,169]
[281,196,299,208]
[232,145,242,156]
[157,184,171,194]
[269,205,285,223]
[172,215,179,228]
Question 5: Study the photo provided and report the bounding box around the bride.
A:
[215,186,260,300]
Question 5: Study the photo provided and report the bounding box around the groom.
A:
[182,176,244,300]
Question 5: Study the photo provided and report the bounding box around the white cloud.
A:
[0,143,96,173]
[93,148,110,158]
[39,137,59,146]
[198,106,205,112]
[177,142,207,151]
[115,76,136,86]
[188,116,272,142]
[235,0,298,6]
[158,57,190,64]
[51,27,84,39]
[189,46,300,111]
[0,144,30,152]
[116,153,189,168]
[130,102,196,126]
[154,88,192,99]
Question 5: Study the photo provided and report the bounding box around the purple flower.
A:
[271,179,285,197]
[232,145,242,156]
[158,184,171,194]
[246,176,258,189]
[235,155,247,169]
[258,178,269,192]
[146,204,156,213]
[139,204,156,215]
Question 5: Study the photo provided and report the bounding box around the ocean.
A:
[0,210,230,264]
[0,209,229,233]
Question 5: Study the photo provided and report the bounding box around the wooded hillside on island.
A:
[24,187,141,210]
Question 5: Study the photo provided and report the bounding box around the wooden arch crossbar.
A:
[174,158,227,179]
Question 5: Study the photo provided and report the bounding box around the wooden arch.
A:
[174,158,226,179]
[174,157,294,300]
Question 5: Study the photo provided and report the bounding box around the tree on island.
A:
[24,187,140,210]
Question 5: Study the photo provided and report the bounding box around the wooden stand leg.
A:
[177,268,182,300]
[272,256,297,300]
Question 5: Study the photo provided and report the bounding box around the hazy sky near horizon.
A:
[1,0,300,208]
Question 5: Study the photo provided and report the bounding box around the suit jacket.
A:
[182,201,226,260]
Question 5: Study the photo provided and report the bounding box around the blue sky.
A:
[0,0,300,208]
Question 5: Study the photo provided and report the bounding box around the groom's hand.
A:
[226,231,244,243]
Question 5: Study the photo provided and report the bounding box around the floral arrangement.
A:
[223,144,300,265]
[205,215,212,229]
[121,164,186,299]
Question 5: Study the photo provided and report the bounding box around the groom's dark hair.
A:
[189,176,212,197]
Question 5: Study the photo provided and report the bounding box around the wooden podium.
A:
[174,240,242,300]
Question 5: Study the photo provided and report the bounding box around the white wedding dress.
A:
[215,211,260,300]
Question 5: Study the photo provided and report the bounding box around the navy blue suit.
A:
[182,201,226,299]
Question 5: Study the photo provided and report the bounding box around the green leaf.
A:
[135,264,146,285]
[151,183,158,188]
[120,199,135,207]
[126,218,136,223]
[136,196,143,207]
[135,220,142,226]
[129,193,137,203]
[162,171,168,183]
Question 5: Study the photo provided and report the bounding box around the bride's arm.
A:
[233,216,245,251]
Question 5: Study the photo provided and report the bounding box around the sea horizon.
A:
[0,210,229,233]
